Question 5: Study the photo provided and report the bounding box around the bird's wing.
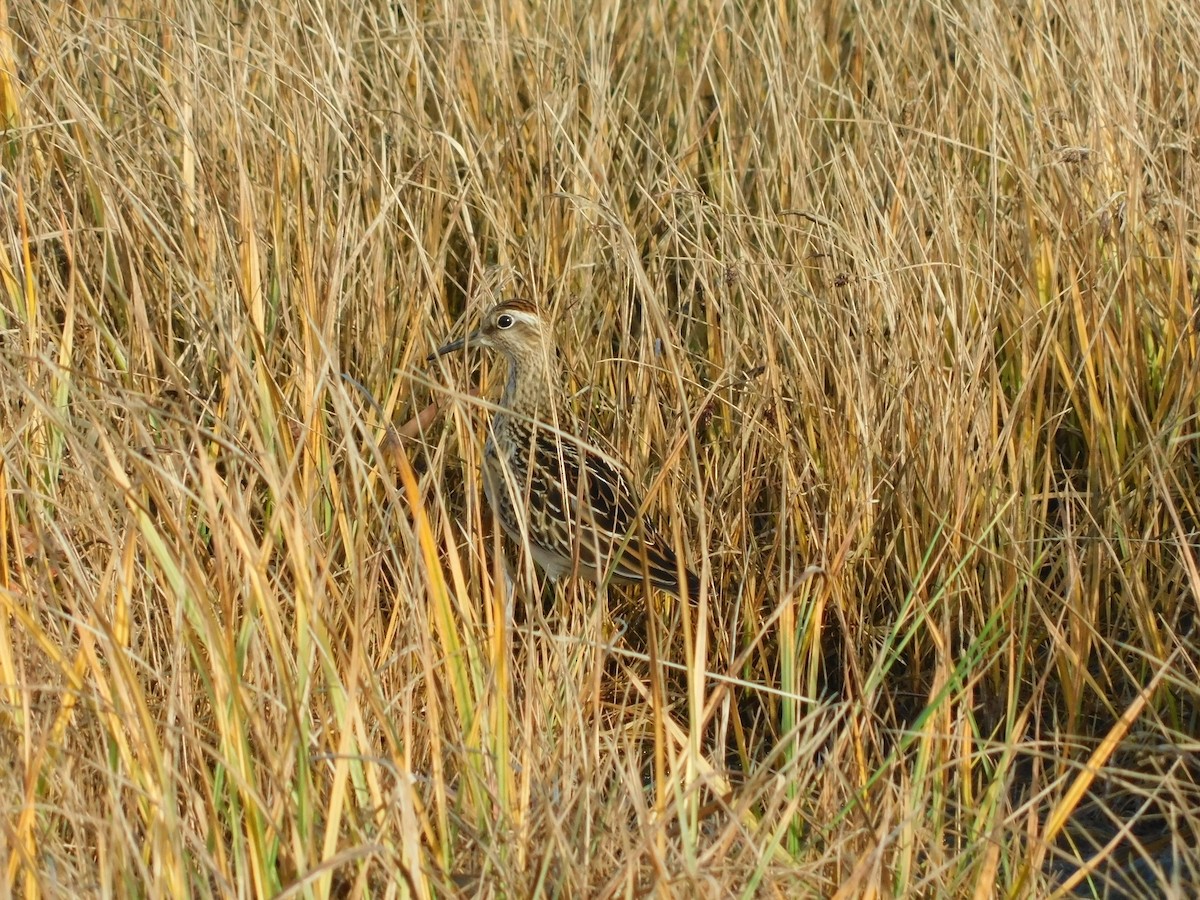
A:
[533,431,688,590]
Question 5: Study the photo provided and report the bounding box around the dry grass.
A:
[2,0,1200,896]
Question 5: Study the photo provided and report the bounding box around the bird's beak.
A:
[426,328,479,363]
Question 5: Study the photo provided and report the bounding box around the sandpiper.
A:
[429,299,700,599]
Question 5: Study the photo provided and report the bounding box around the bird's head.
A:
[429,298,546,362]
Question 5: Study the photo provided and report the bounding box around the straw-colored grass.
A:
[3,0,1199,896]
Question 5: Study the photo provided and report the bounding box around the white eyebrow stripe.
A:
[504,310,541,327]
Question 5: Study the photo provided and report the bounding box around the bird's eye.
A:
[496,314,515,329]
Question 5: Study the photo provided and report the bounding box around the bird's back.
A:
[483,411,699,598]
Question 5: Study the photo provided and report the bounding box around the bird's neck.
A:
[499,345,559,422]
